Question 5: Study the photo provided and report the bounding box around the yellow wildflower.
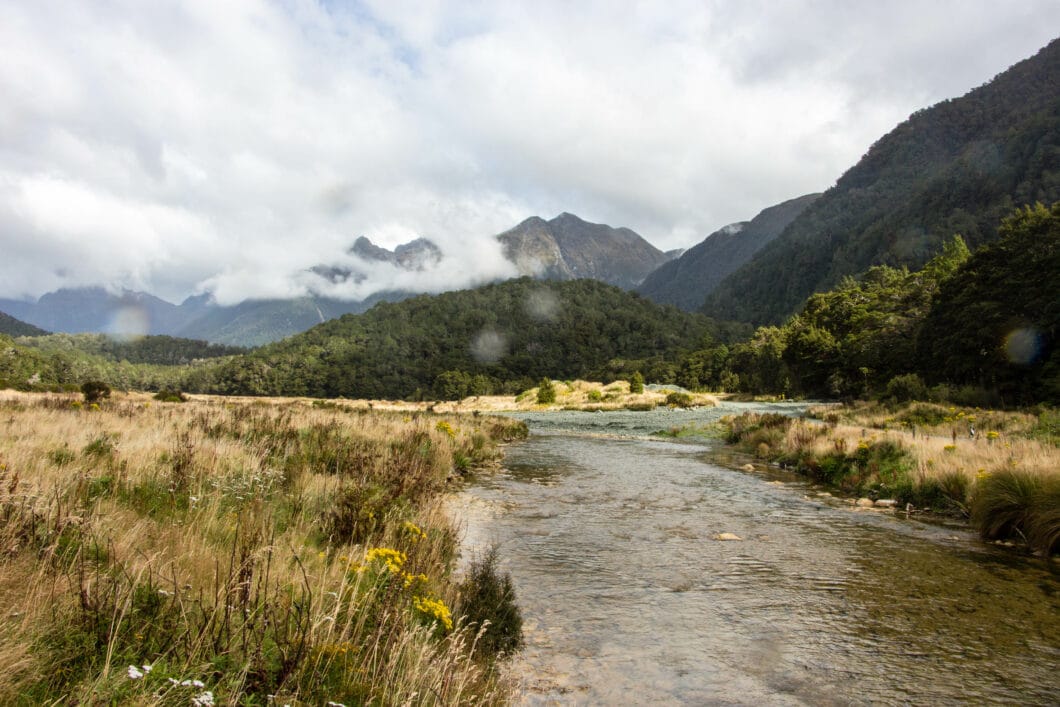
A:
[365,547,406,573]
[412,595,453,631]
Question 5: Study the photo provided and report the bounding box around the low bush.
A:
[153,388,188,403]
[80,380,110,404]
[457,546,523,658]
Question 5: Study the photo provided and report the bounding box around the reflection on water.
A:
[455,407,1060,706]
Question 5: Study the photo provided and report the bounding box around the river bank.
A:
[719,401,1060,555]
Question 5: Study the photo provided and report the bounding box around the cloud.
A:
[1,0,1057,304]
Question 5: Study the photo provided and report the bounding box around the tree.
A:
[81,380,110,404]
[536,378,556,404]
[629,371,644,394]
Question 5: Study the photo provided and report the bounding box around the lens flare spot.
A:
[525,287,560,322]
[471,329,507,364]
[1004,327,1042,365]
[108,306,149,339]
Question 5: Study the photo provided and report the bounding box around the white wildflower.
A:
[141,664,152,673]
[127,665,144,679]
[191,690,215,706]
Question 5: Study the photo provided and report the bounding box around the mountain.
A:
[637,194,820,311]
[498,213,675,289]
[192,278,714,400]
[0,287,185,336]
[173,292,408,347]
[0,311,47,337]
[703,37,1060,325]
[313,236,443,284]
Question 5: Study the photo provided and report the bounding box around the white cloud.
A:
[1,0,1057,304]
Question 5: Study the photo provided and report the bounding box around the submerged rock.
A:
[741,463,755,471]
[714,532,743,541]
[875,499,897,508]
[855,498,875,508]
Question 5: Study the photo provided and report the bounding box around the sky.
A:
[2,1,1058,305]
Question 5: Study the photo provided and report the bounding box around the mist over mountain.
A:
[0,213,678,346]
[637,194,820,311]
[703,37,1060,325]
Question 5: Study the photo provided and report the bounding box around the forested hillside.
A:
[704,37,1060,325]
[680,203,1058,405]
[638,194,819,310]
[189,279,716,399]
[0,311,46,337]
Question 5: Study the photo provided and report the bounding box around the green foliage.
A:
[664,391,694,408]
[586,389,603,402]
[153,387,188,403]
[885,374,929,403]
[629,371,644,394]
[80,380,111,404]
[457,546,523,658]
[918,202,1060,405]
[536,378,556,404]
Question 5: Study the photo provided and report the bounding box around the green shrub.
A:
[665,391,694,408]
[536,378,556,404]
[629,371,644,394]
[586,390,603,402]
[884,373,928,402]
[80,380,110,404]
[457,546,523,658]
[153,388,188,403]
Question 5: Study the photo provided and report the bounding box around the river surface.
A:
[453,403,1060,705]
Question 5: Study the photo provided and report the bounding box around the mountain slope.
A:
[498,213,674,288]
[704,37,1060,325]
[194,278,714,399]
[0,311,47,337]
[638,194,820,311]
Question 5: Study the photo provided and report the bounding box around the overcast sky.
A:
[2,1,1058,304]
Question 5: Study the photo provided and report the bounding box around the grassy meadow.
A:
[0,391,527,705]
[723,401,1060,554]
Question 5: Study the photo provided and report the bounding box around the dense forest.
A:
[704,37,1060,325]
[681,203,1058,406]
[186,279,721,400]
[0,333,241,392]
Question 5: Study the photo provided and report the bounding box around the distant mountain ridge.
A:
[637,194,820,311]
[703,37,1060,324]
[2,212,679,346]
[498,212,675,289]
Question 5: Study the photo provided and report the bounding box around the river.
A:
[453,403,1060,705]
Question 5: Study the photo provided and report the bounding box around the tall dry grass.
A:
[0,390,527,704]
[727,402,1060,553]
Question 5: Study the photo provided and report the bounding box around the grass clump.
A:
[972,469,1060,554]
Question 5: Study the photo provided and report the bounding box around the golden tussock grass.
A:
[0,390,527,704]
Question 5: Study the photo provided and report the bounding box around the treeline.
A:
[16,332,245,365]
[185,279,722,400]
[679,203,1059,406]
[0,333,239,393]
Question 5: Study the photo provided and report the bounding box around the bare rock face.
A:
[497,213,674,289]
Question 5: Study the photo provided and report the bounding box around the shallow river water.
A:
[453,403,1060,705]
